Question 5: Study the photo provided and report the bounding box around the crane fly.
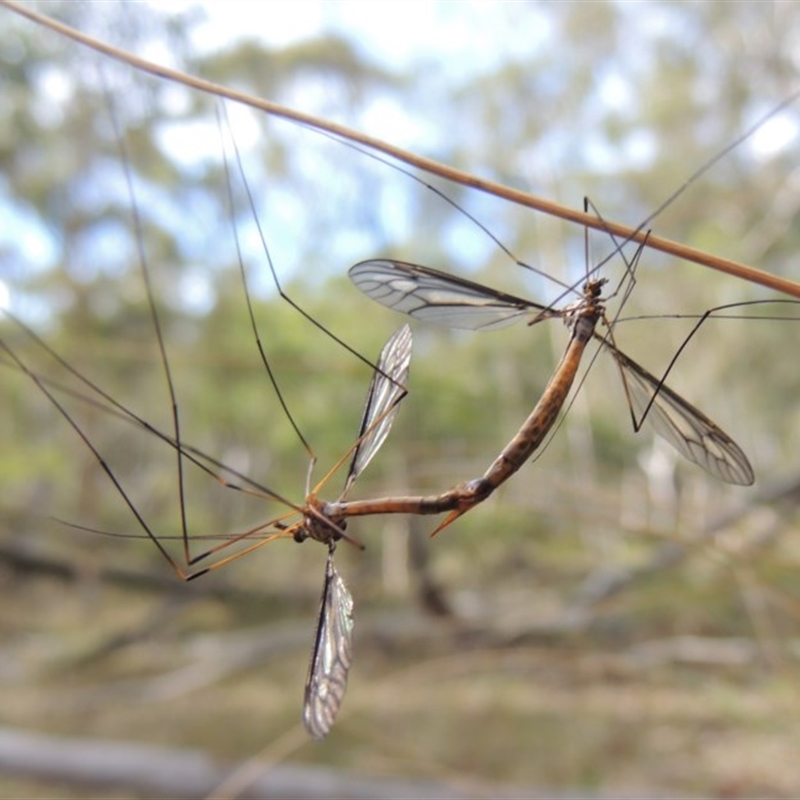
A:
[0,316,412,739]
[349,258,754,487]
[334,126,770,502]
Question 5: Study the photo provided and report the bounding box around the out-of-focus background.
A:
[1,1,800,797]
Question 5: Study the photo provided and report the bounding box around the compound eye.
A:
[294,528,308,544]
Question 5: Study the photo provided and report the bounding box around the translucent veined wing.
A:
[349,259,555,331]
[303,549,355,739]
[343,323,413,493]
[602,339,754,486]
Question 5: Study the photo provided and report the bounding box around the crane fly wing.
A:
[349,259,549,330]
[343,323,413,492]
[303,550,355,739]
[601,339,754,486]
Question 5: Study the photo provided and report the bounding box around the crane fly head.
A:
[584,277,607,299]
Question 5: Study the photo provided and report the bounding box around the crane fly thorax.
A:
[294,496,347,546]
[563,278,606,342]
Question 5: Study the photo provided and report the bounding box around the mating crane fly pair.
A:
[3,163,759,742]
[2,4,780,741]
[3,230,757,745]
[3,198,757,741]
